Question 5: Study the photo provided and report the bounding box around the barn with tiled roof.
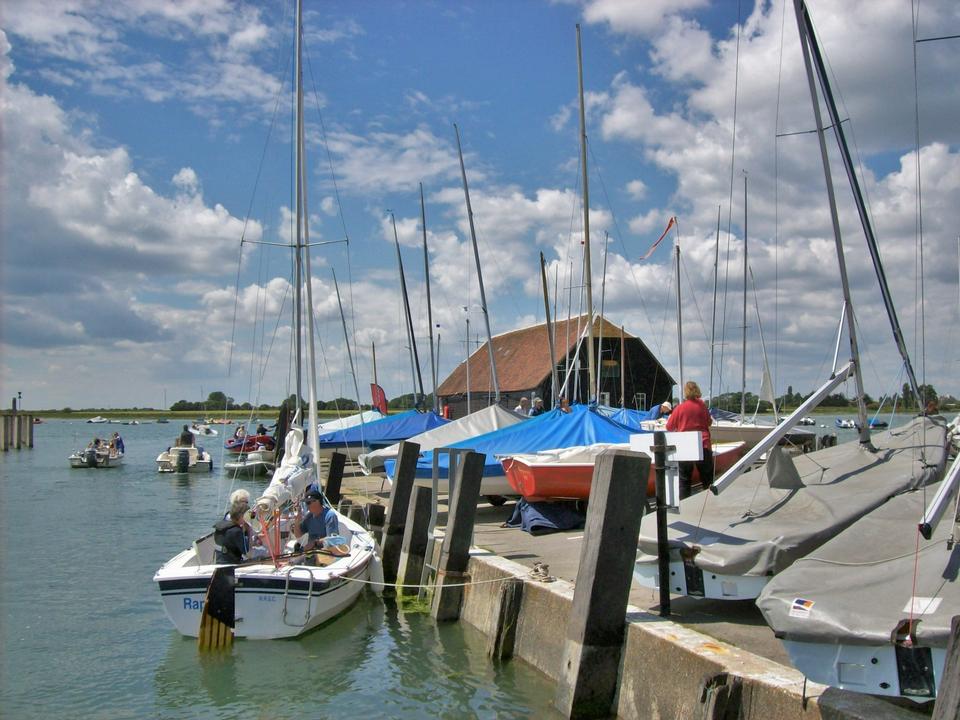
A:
[437,314,674,418]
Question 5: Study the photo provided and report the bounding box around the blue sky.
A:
[2,0,959,411]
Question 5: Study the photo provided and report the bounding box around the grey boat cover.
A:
[756,475,958,647]
[636,416,948,577]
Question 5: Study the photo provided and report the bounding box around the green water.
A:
[0,420,562,719]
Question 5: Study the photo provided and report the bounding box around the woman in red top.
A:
[665,380,713,498]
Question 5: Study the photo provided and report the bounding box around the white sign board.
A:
[630,431,703,510]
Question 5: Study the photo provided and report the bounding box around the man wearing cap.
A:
[294,491,339,551]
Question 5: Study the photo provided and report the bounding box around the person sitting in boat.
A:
[514,397,530,414]
[924,399,940,417]
[294,490,339,552]
[178,424,194,447]
[87,437,102,449]
[666,380,714,499]
[233,425,246,440]
[256,423,268,435]
[529,397,545,417]
[112,432,124,454]
[213,490,252,565]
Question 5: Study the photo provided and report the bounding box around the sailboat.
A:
[154,0,381,640]
[633,0,949,602]
[756,450,960,701]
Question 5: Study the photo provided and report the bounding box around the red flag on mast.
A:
[640,216,676,260]
[370,383,388,415]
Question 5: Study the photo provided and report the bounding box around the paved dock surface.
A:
[337,465,791,666]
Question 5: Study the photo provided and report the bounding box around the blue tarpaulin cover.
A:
[596,405,663,430]
[316,410,449,449]
[504,498,585,535]
[384,404,647,479]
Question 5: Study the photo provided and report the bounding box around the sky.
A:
[2,0,959,412]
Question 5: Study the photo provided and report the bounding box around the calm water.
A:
[0,420,562,719]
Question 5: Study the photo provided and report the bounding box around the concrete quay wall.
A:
[457,549,919,720]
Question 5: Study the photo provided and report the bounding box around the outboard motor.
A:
[85,448,98,468]
[176,449,190,473]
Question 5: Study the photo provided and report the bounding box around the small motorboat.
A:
[190,423,218,437]
[224,433,276,454]
[835,418,856,429]
[156,418,170,424]
[69,446,124,468]
[86,416,109,424]
[224,449,276,478]
[798,417,816,426]
[156,444,213,473]
[855,417,889,430]
[501,441,746,501]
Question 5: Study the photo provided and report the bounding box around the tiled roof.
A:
[437,314,641,395]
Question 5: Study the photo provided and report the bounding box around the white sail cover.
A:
[256,426,314,514]
[757,475,959,647]
[357,405,526,474]
[637,416,949,577]
[318,410,384,433]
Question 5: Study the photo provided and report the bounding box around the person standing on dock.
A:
[529,398,545,416]
[514,397,530,415]
[665,381,713,499]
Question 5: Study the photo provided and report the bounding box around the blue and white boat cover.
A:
[316,410,449,451]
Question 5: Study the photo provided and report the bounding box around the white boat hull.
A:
[781,639,945,702]
[68,450,124,468]
[156,446,213,473]
[154,514,377,639]
[632,553,770,600]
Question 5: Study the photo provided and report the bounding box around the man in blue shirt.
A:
[294,490,339,551]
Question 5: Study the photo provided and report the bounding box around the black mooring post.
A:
[324,451,346,505]
[653,430,670,617]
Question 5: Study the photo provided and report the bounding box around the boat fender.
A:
[176,449,190,473]
[369,554,385,596]
[85,448,98,468]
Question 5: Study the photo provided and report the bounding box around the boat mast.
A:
[540,251,560,407]
[331,269,363,421]
[420,183,438,412]
[619,325,626,408]
[371,340,378,387]
[674,219,684,395]
[709,204,720,407]
[595,231,610,402]
[793,0,870,442]
[454,123,500,404]
[464,315,471,415]
[740,174,748,420]
[295,0,320,471]
[391,212,425,408]
[576,24,597,402]
[796,0,922,408]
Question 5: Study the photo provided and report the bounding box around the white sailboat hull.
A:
[155,514,379,639]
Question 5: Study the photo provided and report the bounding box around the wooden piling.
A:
[431,450,484,622]
[380,441,421,587]
[366,503,385,545]
[487,577,524,660]
[397,484,433,596]
[555,449,650,719]
[325,451,346,505]
[933,615,960,720]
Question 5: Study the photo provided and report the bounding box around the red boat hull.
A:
[224,434,276,454]
[502,443,745,502]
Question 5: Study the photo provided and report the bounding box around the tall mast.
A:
[576,24,597,402]
[674,220,684,395]
[793,0,870,442]
[709,204,721,406]
[540,252,559,407]
[420,183,438,411]
[796,0,921,408]
[454,123,500,403]
[595,231,610,401]
[371,341,378,387]
[292,0,304,417]
[740,174,748,420]
[296,0,320,471]
[619,325,626,408]
[391,212,424,408]
[464,316,471,415]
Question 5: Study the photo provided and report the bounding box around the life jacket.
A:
[213,519,242,563]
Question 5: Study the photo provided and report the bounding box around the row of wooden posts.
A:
[319,439,960,720]
[1,400,35,451]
